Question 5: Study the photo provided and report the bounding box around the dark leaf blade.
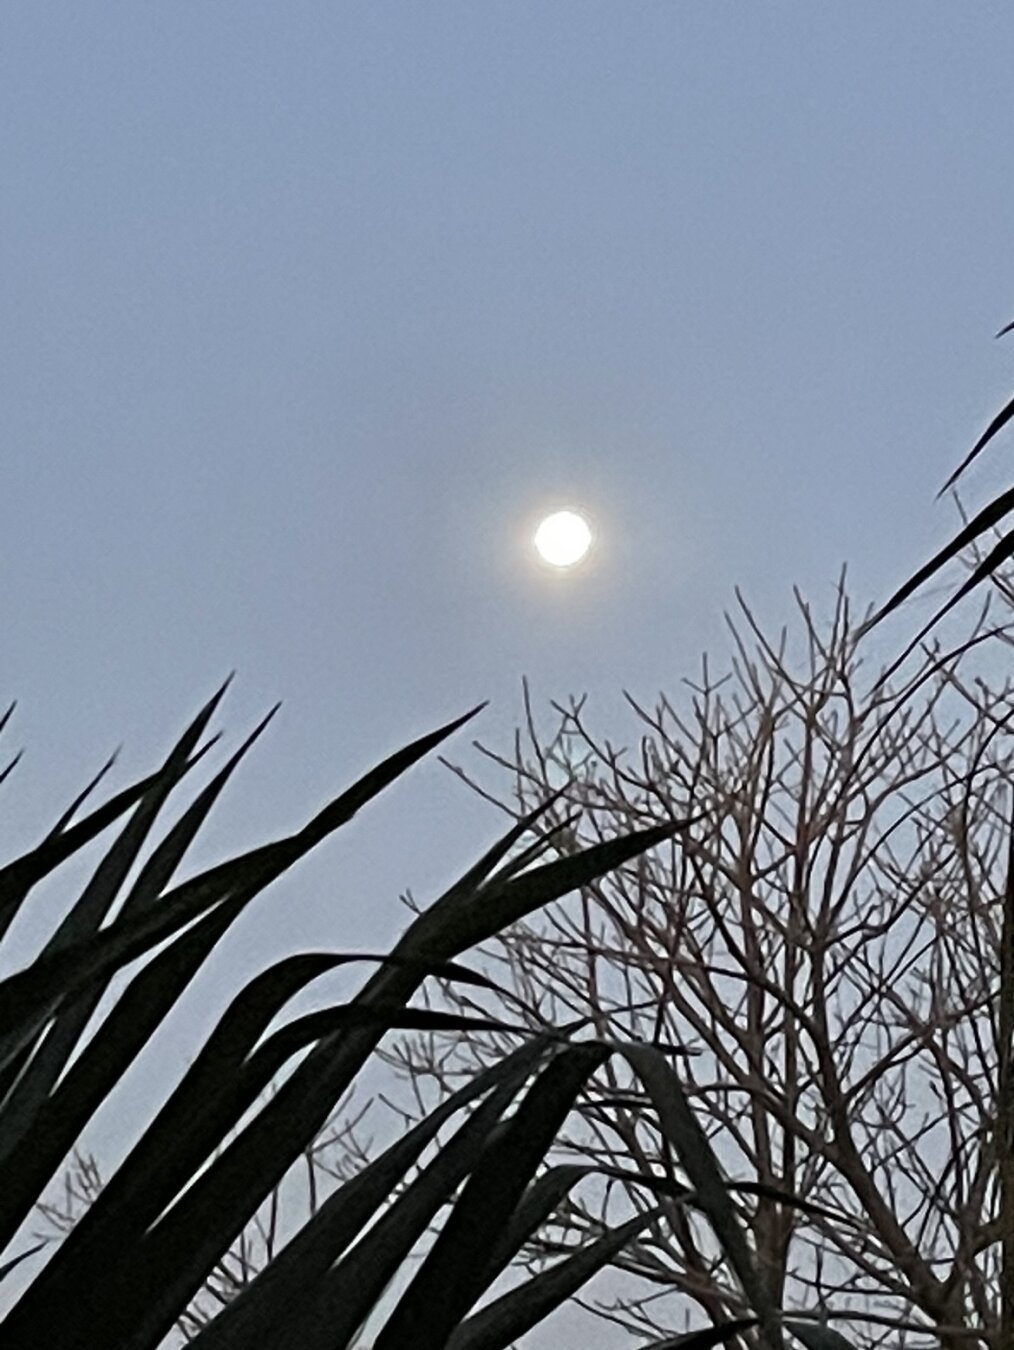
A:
[80,813,677,1350]
[1,1001,518,1350]
[0,705,485,1050]
[0,752,22,791]
[421,791,569,927]
[946,525,1014,604]
[221,1052,542,1350]
[415,820,689,960]
[446,1210,661,1350]
[0,686,233,1155]
[477,1163,593,1286]
[116,703,279,919]
[37,803,562,1346]
[188,1038,552,1350]
[638,1323,759,1349]
[44,749,119,840]
[0,708,281,1154]
[0,937,508,1290]
[622,1043,780,1348]
[784,1324,860,1350]
[0,896,344,1246]
[939,392,1014,496]
[255,1003,515,1058]
[372,1043,609,1350]
[865,483,1014,627]
[40,677,228,956]
[0,949,395,1350]
[0,764,164,946]
[296,701,487,849]
[0,677,229,946]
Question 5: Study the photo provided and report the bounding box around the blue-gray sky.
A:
[4,4,1014,1343]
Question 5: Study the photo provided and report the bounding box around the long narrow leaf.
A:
[119,704,280,919]
[44,749,119,840]
[784,1324,859,1350]
[0,1242,45,1287]
[0,763,166,945]
[408,819,687,960]
[0,936,481,1244]
[0,703,484,1050]
[0,752,21,792]
[938,394,1014,496]
[0,939,505,1310]
[639,1323,759,1349]
[477,1163,592,1286]
[0,684,231,1156]
[189,1037,552,1350]
[865,483,1014,627]
[373,1043,609,1350]
[1,1004,515,1339]
[622,1043,781,1349]
[446,1210,661,1350]
[62,812,668,1350]
[235,1052,543,1350]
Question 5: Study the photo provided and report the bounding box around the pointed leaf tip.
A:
[937,392,1014,497]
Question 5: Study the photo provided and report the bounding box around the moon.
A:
[533,510,593,568]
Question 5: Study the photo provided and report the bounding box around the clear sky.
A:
[4,4,1014,1344]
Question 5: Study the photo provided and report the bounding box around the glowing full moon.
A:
[534,510,593,567]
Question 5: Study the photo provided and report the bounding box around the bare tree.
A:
[385,575,1014,1349]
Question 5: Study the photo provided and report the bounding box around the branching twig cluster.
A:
[386,575,1014,1350]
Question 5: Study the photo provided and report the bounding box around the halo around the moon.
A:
[534,510,593,567]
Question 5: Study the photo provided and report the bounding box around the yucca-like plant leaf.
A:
[784,1323,858,1350]
[622,1043,781,1349]
[0,763,175,948]
[36,680,227,959]
[407,818,687,960]
[932,317,1014,494]
[445,1208,661,1350]
[938,394,1014,497]
[477,1162,592,1283]
[227,1047,548,1350]
[44,747,119,839]
[372,1042,610,1350]
[0,699,272,1165]
[189,1036,553,1350]
[0,695,713,1350]
[50,817,674,1350]
[864,482,1014,628]
[0,700,18,791]
[0,895,256,1249]
[0,937,503,1254]
[0,705,490,1346]
[0,936,510,1330]
[638,1322,759,1349]
[2,1001,519,1350]
[868,332,1014,630]
[0,677,230,950]
[0,702,484,1050]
